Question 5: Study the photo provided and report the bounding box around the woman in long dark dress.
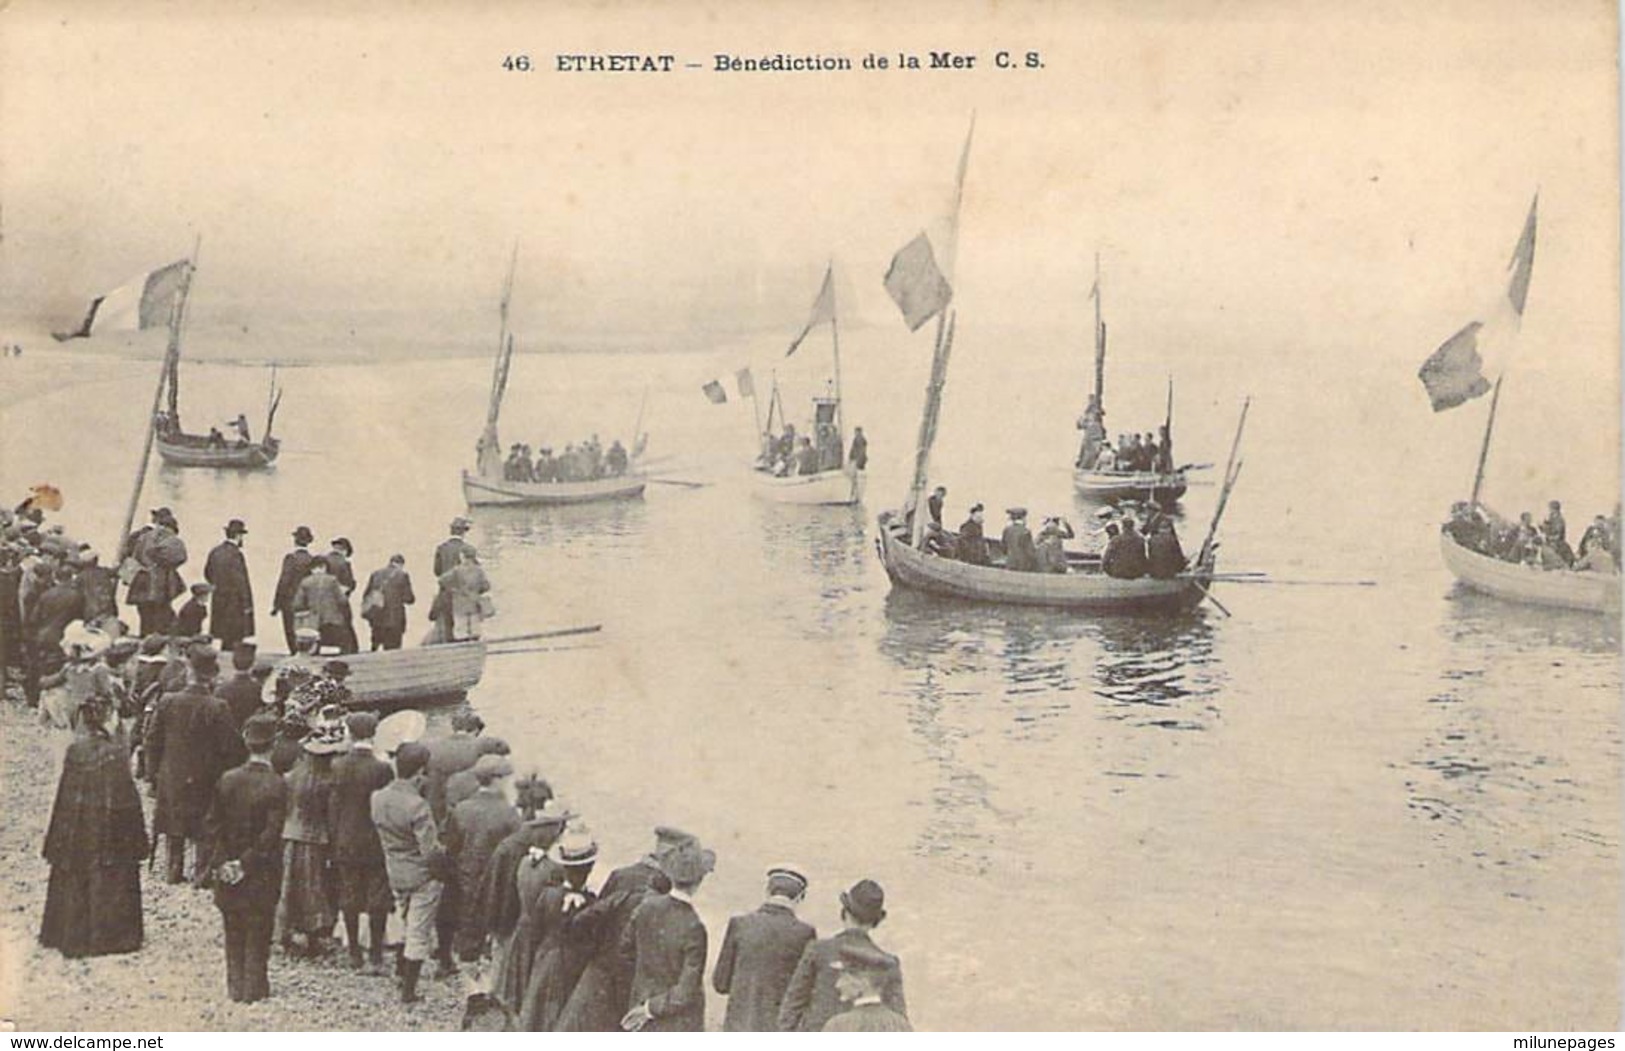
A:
[40,695,149,958]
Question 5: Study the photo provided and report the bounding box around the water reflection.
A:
[472,499,648,554]
[1441,584,1621,656]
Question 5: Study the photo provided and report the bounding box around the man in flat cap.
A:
[371,740,447,1003]
[204,519,254,651]
[445,753,520,970]
[271,527,316,650]
[330,711,395,973]
[778,878,907,1032]
[713,863,817,1031]
[201,713,288,1003]
[955,504,990,565]
[556,825,692,1031]
[822,944,913,1031]
[1002,507,1040,572]
[146,648,238,885]
[621,841,717,1032]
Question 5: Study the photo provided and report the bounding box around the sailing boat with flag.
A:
[57,253,283,469]
[1070,254,1195,506]
[460,248,647,507]
[749,262,866,506]
[873,121,1240,613]
[1424,195,1620,614]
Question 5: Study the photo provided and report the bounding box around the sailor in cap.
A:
[1002,506,1040,572]
[713,863,818,1031]
[955,503,990,565]
[620,840,716,1032]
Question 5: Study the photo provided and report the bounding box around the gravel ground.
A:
[0,697,467,1032]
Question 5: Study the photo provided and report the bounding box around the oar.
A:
[1176,462,1214,472]
[1198,575,1378,587]
[488,644,599,657]
[1194,582,1232,617]
[645,477,710,489]
[480,624,601,646]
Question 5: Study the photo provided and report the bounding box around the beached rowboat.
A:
[1438,531,1619,615]
[461,470,645,507]
[272,640,487,709]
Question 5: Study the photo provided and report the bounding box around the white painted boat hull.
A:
[1440,531,1620,614]
[1073,468,1187,504]
[462,470,647,507]
[751,466,865,506]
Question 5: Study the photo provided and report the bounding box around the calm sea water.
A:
[1,316,1618,1029]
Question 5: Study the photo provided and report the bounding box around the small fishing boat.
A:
[1071,254,1194,506]
[1439,530,1620,615]
[462,247,645,508]
[273,641,487,709]
[748,264,866,506]
[874,123,1241,615]
[1422,195,1619,617]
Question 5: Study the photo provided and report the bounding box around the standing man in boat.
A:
[361,554,415,652]
[271,527,317,651]
[848,427,868,472]
[954,504,990,566]
[1001,508,1039,572]
[1035,516,1075,573]
[204,520,254,652]
[927,486,947,528]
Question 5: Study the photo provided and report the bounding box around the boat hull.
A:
[876,516,1208,612]
[1439,531,1620,614]
[1073,468,1187,505]
[270,641,487,709]
[750,466,865,506]
[462,470,647,507]
[156,435,280,469]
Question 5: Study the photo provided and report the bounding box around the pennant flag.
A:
[1417,195,1538,412]
[883,233,953,331]
[52,259,190,341]
[735,367,755,399]
[701,380,728,404]
[786,265,836,356]
[1506,194,1537,316]
[1418,321,1492,411]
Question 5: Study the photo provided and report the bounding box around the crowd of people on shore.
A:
[1445,500,1621,574]
[755,421,867,478]
[8,498,913,1032]
[910,486,1189,580]
[502,435,635,484]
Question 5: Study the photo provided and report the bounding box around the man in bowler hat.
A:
[202,714,289,1003]
[778,878,907,1032]
[271,526,316,650]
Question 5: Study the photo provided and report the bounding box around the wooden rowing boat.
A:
[876,514,1209,612]
[463,246,647,509]
[750,464,865,506]
[461,469,645,506]
[271,640,488,709]
[157,432,280,469]
[1439,530,1619,615]
[1072,467,1187,505]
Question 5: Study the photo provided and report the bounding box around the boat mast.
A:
[1468,192,1537,511]
[828,259,844,453]
[1468,376,1504,510]
[1092,250,1106,416]
[116,240,198,560]
[164,235,201,429]
[905,115,975,546]
[477,244,519,479]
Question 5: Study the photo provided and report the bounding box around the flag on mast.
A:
[52,260,190,341]
[735,367,755,398]
[1417,194,1538,412]
[883,233,953,331]
[701,380,728,404]
[787,265,836,356]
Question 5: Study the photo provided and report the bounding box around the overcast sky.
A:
[0,0,1615,361]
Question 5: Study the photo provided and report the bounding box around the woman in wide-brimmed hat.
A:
[274,711,347,957]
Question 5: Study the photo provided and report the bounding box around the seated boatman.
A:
[1102,517,1150,579]
[1035,516,1075,573]
[955,504,990,566]
[1001,508,1040,572]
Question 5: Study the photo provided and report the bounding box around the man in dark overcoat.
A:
[713,864,817,1031]
[126,509,187,636]
[620,842,715,1033]
[146,649,239,884]
[214,643,265,734]
[444,754,520,964]
[328,712,395,973]
[270,526,316,650]
[202,714,289,1003]
[554,826,688,1031]
[204,519,255,650]
[778,878,907,1032]
[361,554,415,651]
[955,504,990,565]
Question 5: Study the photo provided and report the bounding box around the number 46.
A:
[502,55,531,72]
